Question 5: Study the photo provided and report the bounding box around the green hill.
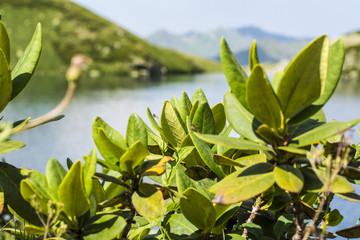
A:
[0,0,220,77]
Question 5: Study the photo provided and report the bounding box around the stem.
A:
[121,180,140,239]
[16,82,77,133]
[292,200,304,240]
[242,196,262,238]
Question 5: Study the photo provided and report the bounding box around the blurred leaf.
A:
[220,38,249,110]
[83,148,97,197]
[326,209,343,226]
[276,36,329,119]
[46,158,67,198]
[336,225,360,238]
[271,71,283,92]
[126,113,147,147]
[249,40,259,71]
[274,165,304,193]
[224,92,263,143]
[0,49,11,113]
[273,213,294,239]
[336,192,360,202]
[242,222,263,240]
[132,183,165,219]
[247,65,283,131]
[0,20,10,64]
[0,140,25,154]
[11,23,42,100]
[166,214,199,238]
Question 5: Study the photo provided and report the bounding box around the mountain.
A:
[147,27,311,64]
[0,0,220,77]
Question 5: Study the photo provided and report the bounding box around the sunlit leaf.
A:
[192,102,215,134]
[179,91,192,123]
[0,20,10,64]
[126,113,147,147]
[132,183,165,219]
[0,49,11,113]
[119,141,149,177]
[249,40,259,71]
[82,214,126,240]
[46,158,67,198]
[274,165,304,193]
[211,103,226,134]
[191,88,208,105]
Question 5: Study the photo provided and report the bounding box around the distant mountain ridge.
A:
[0,0,220,77]
[147,26,312,65]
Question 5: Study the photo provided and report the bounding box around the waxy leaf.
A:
[211,103,226,134]
[274,165,304,193]
[132,183,165,219]
[289,39,345,124]
[0,49,11,113]
[271,71,283,93]
[192,102,215,134]
[273,213,294,240]
[161,101,187,149]
[336,225,360,238]
[224,92,263,143]
[220,38,249,110]
[126,113,147,147]
[235,154,267,167]
[180,188,216,232]
[0,20,10,64]
[82,214,126,240]
[11,23,42,100]
[194,132,272,152]
[191,88,208,105]
[247,65,284,130]
[46,158,67,198]
[0,140,25,154]
[277,36,329,119]
[187,118,225,178]
[213,172,275,205]
[166,214,199,238]
[290,119,360,147]
[119,141,149,177]
[146,107,164,137]
[336,192,360,202]
[83,148,97,197]
[249,40,259,71]
[179,91,192,123]
[58,161,90,219]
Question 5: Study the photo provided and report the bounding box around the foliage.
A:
[1,15,360,239]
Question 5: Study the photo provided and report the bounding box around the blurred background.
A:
[1,0,360,235]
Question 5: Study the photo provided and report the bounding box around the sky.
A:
[72,0,360,38]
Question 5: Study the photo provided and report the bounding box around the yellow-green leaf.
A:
[132,183,165,219]
[274,165,304,193]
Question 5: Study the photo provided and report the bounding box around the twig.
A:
[242,196,262,238]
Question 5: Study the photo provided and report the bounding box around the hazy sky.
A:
[72,0,360,38]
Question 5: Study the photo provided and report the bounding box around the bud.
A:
[65,54,90,83]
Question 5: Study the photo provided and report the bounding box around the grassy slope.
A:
[0,0,220,76]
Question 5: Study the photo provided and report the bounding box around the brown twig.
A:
[242,196,262,238]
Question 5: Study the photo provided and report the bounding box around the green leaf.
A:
[0,49,11,113]
[176,169,196,194]
[126,113,147,147]
[0,163,41,225]
[58,161,90,219]
[249,40,259,71]
[273,213,294,240]
[180,188,216,232]
[213,172,275,205]
[92,117,127,169]
[247,65,284,131]
[192,102,215,134]
[0,20,10,64]
[336,225,360,238]
[290,119,360,147]
[274,165,304,193]
[224,92,263,143]
[271,72,283,93]
[191,88,208,105]
[187,118,225,178]
[146,107,164,137]
[242,222,263,240]
[132,183,165,219]
[288,39,345,124]
[46,158,67,198]
[225,234,246,240]
[161,101,187,149]
[189,100,200,121]
[276,36,329,119]
[171,96,181,110]
[220,37,249,110]
[179,91,192,123]
[194,132,272,152]
[82,214,126,240]
[119,141,149,177]
[214,154,245,167]
[326,209,343,226]
[83,148,97,197]
[235,154,267,167]
[336,192,360,202]
[211,103,226,134]
[11,23,42,100]
[166,214,199,238]
[0,140,25,154]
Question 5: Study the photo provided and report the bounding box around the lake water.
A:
[2,72,360,235]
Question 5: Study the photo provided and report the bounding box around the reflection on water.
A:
[2,72,360,234]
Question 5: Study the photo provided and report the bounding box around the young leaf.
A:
[211,103,226,134]
[249,40,259,71]
[224,92,264,143]
[276,36,329,119]
[274,165,304,193]
[192,102,215,134]
[180,188,216,232]
[126,113,147,147]
[11,23,42,100]
[46,158,67,198]
[288,39,345,124]
[119,141,149,177]
[179,91,192,123]
[83,148,97,197]
[58,161,90,219]
[0,20,10,64]
[187,117,225,178]
[132,183,165,219]
[0,140,26,154]
[161,101,187,149]
[191,88,208,105]
[247,65,284,131]
[220,37,249,110]
[213,172,275,205]
[0,49,11,113]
